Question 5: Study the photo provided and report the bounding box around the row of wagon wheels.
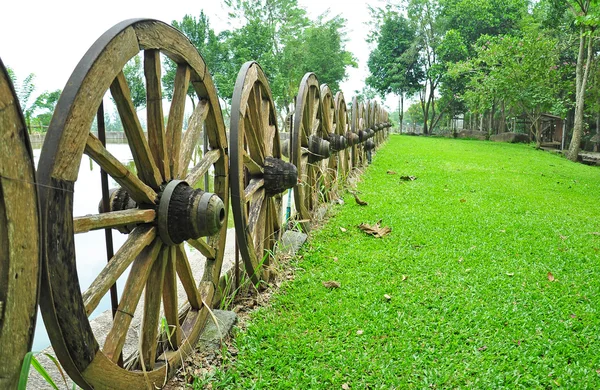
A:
[0,19,391,390]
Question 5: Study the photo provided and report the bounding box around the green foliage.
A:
[202,136,600,388]
[122,54,145,109]
[163,12,232,102]
[453,27,565,126]
[366,9,422,98]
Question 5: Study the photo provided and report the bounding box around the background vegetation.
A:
[366,0,600,161]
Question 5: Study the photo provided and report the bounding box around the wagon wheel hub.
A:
[308,135,331,162]
[157,180,225,246]
[328,133,347,152]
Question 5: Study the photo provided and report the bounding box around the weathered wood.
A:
[141,245,168,369]
[36,19,229,390]
[244,178,264,200]
[74,209,155,234]
[243,151,264,175]
[185,148,221,187]
[111,72,163,189]
[187,237,216,259]
[38,179,99,376]
[263,156,297,196]
[166,64,190,179]
[162,246,182,349]
[0,58,40,390]
[82,226,156,315]
[247,189,265,237]
[178,100,209,177]
[292,73,322,233]
[174,244,201,310]
[103,239,162,363]
[144,49,170,180]
[85,133,158,205]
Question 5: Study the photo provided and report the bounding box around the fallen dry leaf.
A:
[384,294,392,301]
[333,257,338,262]
[460,198,467,203]
[478,345,488,352]
[356,330,364,335]
[352,192,368,206]
[400,175,417,181]
[358,220,391,238]
[322,281,341,289]
[342,384,350,390]
[500,229,506,233]
[591,232,600,236]
[506,272,514,277]
[387,170,397,175]
[458,257,463,263]
[340,227,347,232]
[596,369,600,376]
[559,234,568,240]
[401,275,408,282]
[570,314,577,318]
[547,272,555,282]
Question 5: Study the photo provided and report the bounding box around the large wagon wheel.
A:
[0,57,40,389]
[37,19,229,390]
[351,98,367,167]
[291,73,327,232]
[320,84,341,202]
[335,91,352,180]
[230,61,296,285]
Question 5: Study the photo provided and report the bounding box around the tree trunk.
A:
[568,27,594,161]
[399,93,404,134]
[500,101,506,133]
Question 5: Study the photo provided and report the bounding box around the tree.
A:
[6,67,36,130]
[225,1,356,124]
[123,54,146,109]
[407,0,443,135]
[452,28,564,146]
[366,8,421,133]
[31,89,61,129]
[561,0,600,160]
[163,12,232,109]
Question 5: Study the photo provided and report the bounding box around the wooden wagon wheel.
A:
[362,101,375,163]
[0,57,40,389]
[36,19,229,390]
[291,73,327,232]
[351,98,368,167]
[230,61,296,285]
[320,84,342,202]
[335,91,352,180]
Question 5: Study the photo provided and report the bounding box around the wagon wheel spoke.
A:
[140,245,169,369]
[174,245,201,310]
[244,178,264,200]
[248,188,266,236]
[185,148,222,187]
[82,226,156,315]
[85,133,157,204]
[144,49,170,180]
[244,113,265,165]
[161,246,182,349]
[243,151,264,175]
[74,209,156,234]
[103,239,162,363]
[110,71,162,189]
[178,99,210,178]
[187,237,217,260]
[166,64,190,178]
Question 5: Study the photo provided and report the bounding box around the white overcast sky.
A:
[0,0,397,110]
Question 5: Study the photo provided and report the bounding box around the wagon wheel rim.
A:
[37,19,229,389]
[292,73,323,232]
[335,91,351,180]
[0,57,40,389]
[351,98,366,167]
[320,84,338,202]
[230,61,294,285]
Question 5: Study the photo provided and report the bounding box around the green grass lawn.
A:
[203,136,600,389]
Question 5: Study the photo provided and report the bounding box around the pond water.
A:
[32,144,139,351]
